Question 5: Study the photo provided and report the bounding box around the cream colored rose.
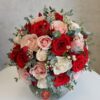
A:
[51,20,68,34]
[31,16,45,24]
[70,21,80,30]
[37,78,48,89]
[37,35,52,50]
[36,49,47,61]
[53,56,72,75]
[20,34,38,52]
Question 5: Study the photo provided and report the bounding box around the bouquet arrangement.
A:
[8,7,91,100]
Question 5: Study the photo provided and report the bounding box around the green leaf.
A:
[24,17,30,23]
[49,6,55,12]
[14,77,18,82]
[66,9,74,16]
[8,38,14,43]
[67,30,75,36]
[53,31,61,38]
[29,15,34,19]
[60,9,64,13]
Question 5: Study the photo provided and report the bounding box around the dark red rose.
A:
[16,47,29,68]
[72,47,89,72]
[9,44,20,61]
[52,34,71,56]
[55,12,63,21]
[53,73,70,87]
[9,45,29,69]
[24,20,50,36]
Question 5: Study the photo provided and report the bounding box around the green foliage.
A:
[63,9,74,16]
[14,77,19,82]
[24,17,30,23]
[67,30,75,36]
[29,15,34,19]
[65,83,74,91]
[43,6,49,17]
[8,38,14,43]
[52,31,61,38]
[60,8,64,13]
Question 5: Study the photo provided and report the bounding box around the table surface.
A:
[0,66,100,100]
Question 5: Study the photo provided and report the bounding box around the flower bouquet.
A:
[8,7,91,100]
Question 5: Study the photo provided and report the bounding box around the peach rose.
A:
[51,20,68,34]
[30,62,47,80]
[36,49,47,61]
[31,16,45,24]
[37,35,52,50]
[20,34,38,52]
[71,33,84,52]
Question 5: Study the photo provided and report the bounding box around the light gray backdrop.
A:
[0,0,100,73]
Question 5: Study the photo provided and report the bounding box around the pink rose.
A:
[30,62,47,80]
[51,21,68,34]
[20,34,38,52]
[71,33,84,52]
[37,35,52,50]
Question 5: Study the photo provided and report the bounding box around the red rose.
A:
[53,73,70,87]
[72,47,89,72]
[9,44,29,68]
[41,90,51,100]
[55,12,63,21]
[52,34,71,56]
[9,44,20,61]
[25,20,50,36]
[16,48,29,68]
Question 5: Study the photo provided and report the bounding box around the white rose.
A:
[37,78,48,89]
[36,49,47,61]
[70,21,80,30]
[53,56,72,75]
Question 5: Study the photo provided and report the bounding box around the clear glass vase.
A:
[29,85,68,100]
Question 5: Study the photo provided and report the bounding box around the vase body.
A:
[29,85,68,100]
